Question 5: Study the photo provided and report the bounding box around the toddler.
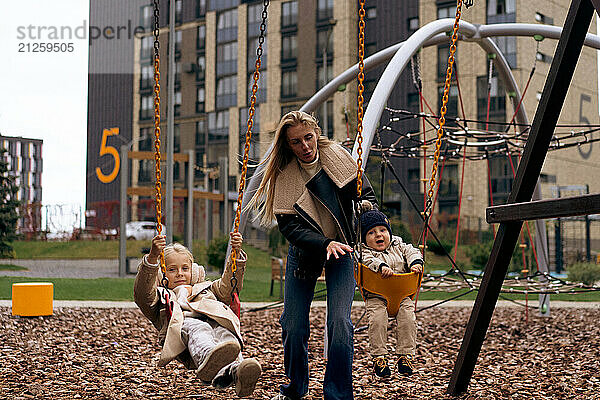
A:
[359,210,423,378]
[134,232,261,397]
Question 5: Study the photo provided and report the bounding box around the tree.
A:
[0,148,19,257]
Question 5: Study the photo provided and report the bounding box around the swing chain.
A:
[230,0,269,290]
[152,0,167,287]
[355,0,366,198]
[423,0,463,223]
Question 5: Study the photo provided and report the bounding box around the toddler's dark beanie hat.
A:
[360,210,392,243]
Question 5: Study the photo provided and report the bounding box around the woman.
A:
[247,111,376,400]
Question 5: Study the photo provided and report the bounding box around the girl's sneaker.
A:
[373,356,391,378]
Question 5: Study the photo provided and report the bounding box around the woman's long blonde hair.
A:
[246,111,334,226]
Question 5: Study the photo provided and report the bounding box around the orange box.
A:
[12,282,54,317]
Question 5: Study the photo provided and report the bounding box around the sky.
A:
[0,1,89,229]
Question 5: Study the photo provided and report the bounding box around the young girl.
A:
[134,232,261,397]
[359,209,423,378]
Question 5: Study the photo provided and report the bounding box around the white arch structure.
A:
[238,19,600,246]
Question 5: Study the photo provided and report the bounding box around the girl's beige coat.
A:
[134,251,246,368]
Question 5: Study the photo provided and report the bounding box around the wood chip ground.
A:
[2,306,599,399]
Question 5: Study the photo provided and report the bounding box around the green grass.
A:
[0,243,291,302]
[0,264,27,271]
[1,277,135,301]
[3,240,599,302]
[11,240,154,259]
[10,239,213,263]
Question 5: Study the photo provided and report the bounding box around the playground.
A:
[2,303,599,399]
[3,0,600,398]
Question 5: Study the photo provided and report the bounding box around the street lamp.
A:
[322,18,337,139]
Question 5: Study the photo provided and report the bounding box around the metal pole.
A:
[186,150,194,248]
[204,153,211,245]
[585,184,591,262]
[165,0,175,243]
[532,181,551,316]
[119,145,128,277]
[219,157,229,235]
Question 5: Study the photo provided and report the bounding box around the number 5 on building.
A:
[96,127,120,183]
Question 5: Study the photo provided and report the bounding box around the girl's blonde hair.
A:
[164,242,193,264]
[246,111,334,226]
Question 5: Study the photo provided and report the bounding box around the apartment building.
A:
[0,135,43,236]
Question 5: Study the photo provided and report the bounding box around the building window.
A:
[437,4,456,19]
[175,0,183,24]
[140,5,153,31]
[487,0,516,67]
[216,75,237,109]
[281,34,297,60]
[365,42,377,58]
[174,30,182,54]
[138,128,154,182]
[438,164,459,215]
[139,127,153,150]
[477,75,506,132]
[317,0,333,21]
[197,0,206,17]
[248,71,267,104]
[493,36,517,68]
[488,0,516,16]
[141,95,153,119]
[174,124,181,153]
[317,63,333,90]
[316,29,334,57]
[248,3,266,35]
[366,7,376,19]
[141,64,153,89]
[489,157,514,205]
[407,92,419,112]
[408,17,419,31]
[138,159,153,183]
[217,41,238,76]
[239,107,261,174]
[174,91,181,116]
[141,36,153,61]
[281,1,298,27]
[175,62,182,85]
[197,25,206,49]
[217,9,238,43]
[438,86,458,125]
[196,120,206,147]
[535,11,553,25]
[281,70,297,98]
[536,51,552,63]
[196,55,206,81]
[208,110,229,143]
[437,45,454,82]
[197,86,205,113]
[247,36,267,72]
[316,100,333,138]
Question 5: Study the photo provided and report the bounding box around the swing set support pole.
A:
[447,0,594,394]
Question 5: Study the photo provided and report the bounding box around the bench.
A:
[270,256,326,298]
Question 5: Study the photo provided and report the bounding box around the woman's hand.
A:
[381,266,394,278]
[230,231,243,251]
[148,235,166,265]
[326,241,353,260]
